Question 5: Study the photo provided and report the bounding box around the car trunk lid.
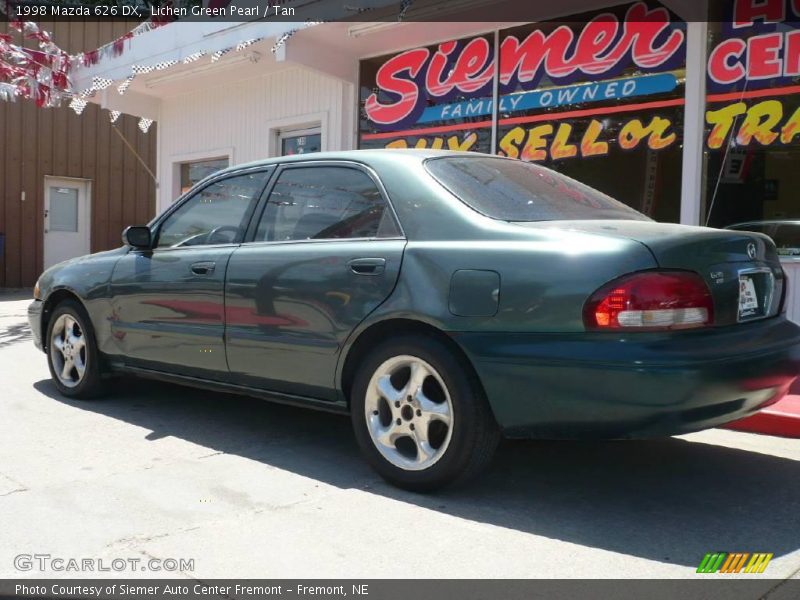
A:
[513,220,786,326]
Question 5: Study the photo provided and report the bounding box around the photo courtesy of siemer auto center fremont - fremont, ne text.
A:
[1,0,800,597]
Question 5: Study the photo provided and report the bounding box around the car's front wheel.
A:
[350,335,499,491]
[46,300,107,399]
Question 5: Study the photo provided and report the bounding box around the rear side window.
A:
[425,156,650,222]
[255,166,400,242]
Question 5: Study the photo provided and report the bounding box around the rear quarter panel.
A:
[365,233,658,333]
[537,221,786,325]
[363,154,659,333]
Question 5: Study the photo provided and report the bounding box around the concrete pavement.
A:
[1,291,799,581]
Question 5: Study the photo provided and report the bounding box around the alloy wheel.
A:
[364,355,454,471]
[50,314,87,388]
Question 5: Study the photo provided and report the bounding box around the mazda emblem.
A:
[747,242,757,259]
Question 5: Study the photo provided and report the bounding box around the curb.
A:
[724,394,800,438]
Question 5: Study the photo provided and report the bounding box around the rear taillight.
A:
[583,271,714,331]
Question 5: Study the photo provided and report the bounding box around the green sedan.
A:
[28,150,800,491]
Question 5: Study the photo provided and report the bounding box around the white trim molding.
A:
[164,147,235,213]
[680,17,709,226]
[266,111,329,157]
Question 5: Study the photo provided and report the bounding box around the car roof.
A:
[216,149,507,175]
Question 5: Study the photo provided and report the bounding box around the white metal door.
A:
[44,178,90,270]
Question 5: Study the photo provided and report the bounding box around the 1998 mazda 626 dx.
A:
[29,150,800,490]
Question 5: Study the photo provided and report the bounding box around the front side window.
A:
[157,171,270,248]
[255,166,400,242]
[426,156,650,222]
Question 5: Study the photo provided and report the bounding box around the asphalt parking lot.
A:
[1,290,799,581]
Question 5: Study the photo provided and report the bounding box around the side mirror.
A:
[122,226,152,249]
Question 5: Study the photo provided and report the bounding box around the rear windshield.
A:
[425,156,650,223]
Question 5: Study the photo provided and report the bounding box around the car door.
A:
[109,168,272,378]
[225,162,405,400]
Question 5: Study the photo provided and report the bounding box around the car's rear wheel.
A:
[350,335,499,491]
[46,300,106,399]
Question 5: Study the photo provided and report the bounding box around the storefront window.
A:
[703,1,800,230]
[358,33,495,154]
[357,1,687,222]
[179,158,229,195]
[495,5,686,223]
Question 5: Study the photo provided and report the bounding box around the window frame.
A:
[242,160,405,247]
[278,126,322,157]
[149,166,275,252]
[177,156,231,196]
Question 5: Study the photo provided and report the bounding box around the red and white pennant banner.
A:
[0,4,72,108]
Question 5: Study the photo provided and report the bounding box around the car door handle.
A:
[348,258,386,275]
[190,261,216,275]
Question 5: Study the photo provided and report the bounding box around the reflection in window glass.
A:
[49,187,79,232]
[281,133,321,156]
[255,167,399,241]
[158,172,269,248]
[357,5,687,222]
[427,156,649,222]
[703,13,800,228]
[179,158,229,195]
[697,9,800,229]
[494,12,686,223]
[498,105,685,223]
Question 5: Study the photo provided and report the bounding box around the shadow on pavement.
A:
[0,322,32,349]
[34,376,800,568]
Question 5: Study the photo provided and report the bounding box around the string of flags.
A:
[0,0,174,110]
[0,0,193,130]
[0,0,392,132]
[70,20,169,71]
[0,11,72,108]
[398,0,414,20]
[68,97,87,115]
[138,118,154,133]
[0,14,169,133]
[271,20,323,54]
[182,52,205,64]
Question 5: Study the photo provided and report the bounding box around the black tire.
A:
[45,299,107,399]
[350,334,500,492]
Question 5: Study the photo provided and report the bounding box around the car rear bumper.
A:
[453,317,800,439]
[28,300,44,351]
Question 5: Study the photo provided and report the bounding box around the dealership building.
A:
[73,0,800,313]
